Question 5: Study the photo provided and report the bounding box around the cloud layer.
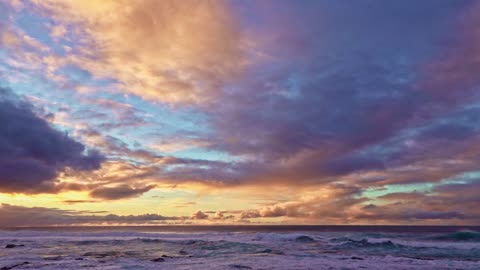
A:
[0,204,178,227]
[1,0,480,224]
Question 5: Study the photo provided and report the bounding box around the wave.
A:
[428,230,480,242]
[330,237,480,261]
[335,238,402,249]
[253,232,318,242]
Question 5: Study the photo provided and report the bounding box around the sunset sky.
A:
[1,0,480,226]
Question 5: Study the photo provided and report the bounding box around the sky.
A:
[0,0,480,226]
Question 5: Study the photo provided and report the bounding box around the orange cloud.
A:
[33,0,249,105]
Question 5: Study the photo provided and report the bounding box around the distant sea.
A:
[1,225,479,269]
[3,224,480,233]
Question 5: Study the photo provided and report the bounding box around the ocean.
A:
[0,226,479,269]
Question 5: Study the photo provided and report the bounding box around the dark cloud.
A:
[89,184,156,200]
[0,88,104,193]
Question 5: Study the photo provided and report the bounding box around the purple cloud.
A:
[0,204,181,227]
[0,88,104,193]
[89,184,156,200]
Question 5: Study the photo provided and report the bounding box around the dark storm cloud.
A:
[0,88,104,193]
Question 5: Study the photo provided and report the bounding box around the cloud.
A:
[192,210,209,220]
[377,192,427,202]
[355,179,480,224]
[6,0,480,193]
[79,97,148,131]
[420,1,480,104]
[234,178,480,224]
[355,209,465,222]
[188,210,234,221]
[89,184,156,200]
[212,212,234,220]
[0,88,104,193]
[0,204,181,227]
[41,1,480,201]
[174,201,197,208]
[167,0,480,191]
[240,210,261,219]
[0,2,11,29]
[32,0,247,105]
[240,184,366,223]
[149,138,210,154]
[0,204,237,227]
[3,1,480,225]
[62,200,98,204]
[433,179,480,197]
[76,129,162,162]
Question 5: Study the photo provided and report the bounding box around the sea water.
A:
[0,226,479,269]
